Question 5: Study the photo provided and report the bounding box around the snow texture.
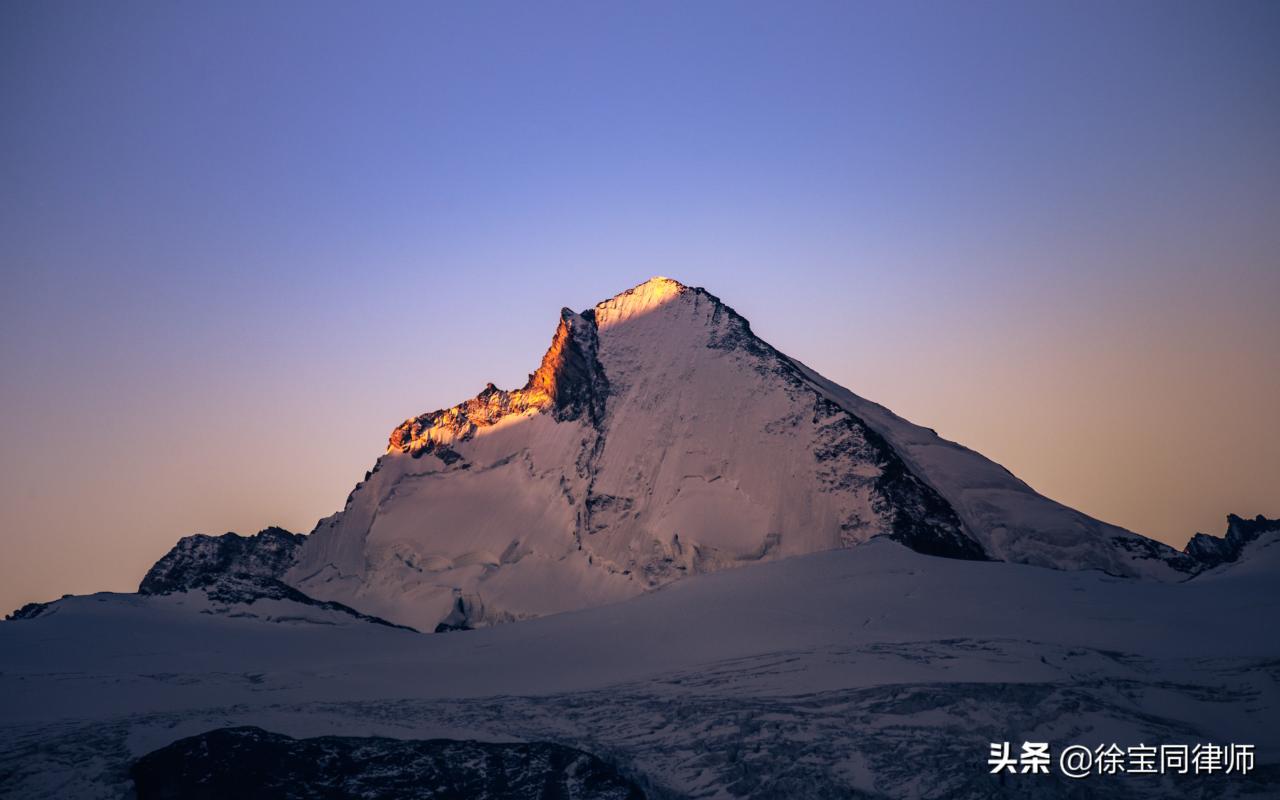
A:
[3,277,1272,798]
[288,277,1194,632]
[2,538,1277,798]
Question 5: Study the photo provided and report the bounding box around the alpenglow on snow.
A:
[268,278,1199,631]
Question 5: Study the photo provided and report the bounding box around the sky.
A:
[1,0,1278,613]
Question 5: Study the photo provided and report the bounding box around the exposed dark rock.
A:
[4,595,67,621]
[1110,533,1199,574]
[1185,514,1280,568]
[541,307,611,426]
[435,593,484,632]
[389,308,610,458]
[139,526,304,595]
[698,282,987,562]
[201,574,418,631]
[139,527,416,631]
[130,726,646,800]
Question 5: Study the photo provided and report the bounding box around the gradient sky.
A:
[2,1,1278,613]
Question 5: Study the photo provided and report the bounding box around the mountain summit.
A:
[282,278,1194,631]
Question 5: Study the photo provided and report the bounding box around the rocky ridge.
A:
[1185,514,1280,568]
[130,726,646,800]
[12,278,1257,632]
[280,278,1210,631]
[389,308,609,462]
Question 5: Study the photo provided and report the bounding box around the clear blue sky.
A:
[2,0,1278,612]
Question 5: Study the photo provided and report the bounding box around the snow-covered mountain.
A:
[3,538,1277,798]
[2,274,1275,798]
[285,277,1196,631]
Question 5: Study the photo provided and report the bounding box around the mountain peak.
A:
[291,278,1198,631]
[594,276,693,326]
[633,275,688,291]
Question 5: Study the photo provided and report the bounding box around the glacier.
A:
[2,535,1278,797]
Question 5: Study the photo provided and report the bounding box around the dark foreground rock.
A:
[130,726,646,800]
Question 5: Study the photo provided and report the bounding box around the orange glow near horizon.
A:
[2,3,1277,614]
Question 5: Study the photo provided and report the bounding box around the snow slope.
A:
[287,277,1192,631]
[796,364,1193,577]
[4,277,1271,798]
[2,540,1276,798]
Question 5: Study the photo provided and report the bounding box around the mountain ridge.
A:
[9,277,1253,630]
[278,277,1199,631]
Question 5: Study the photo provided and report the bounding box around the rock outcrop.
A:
[139,526,304,595]
[1185,513,1280,568]
[388,308,609,462]
[139,526,414,630]
[130,726,647,800]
